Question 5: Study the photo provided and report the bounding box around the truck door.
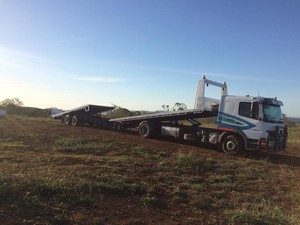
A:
[238,101,263,141]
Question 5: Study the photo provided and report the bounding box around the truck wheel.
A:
[64,114,71,125]
[138,121,152,138]
[221,135,242,154]
[71,115,79,126]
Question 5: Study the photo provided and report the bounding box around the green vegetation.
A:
[104,107,134,119]
[161,102,187,111]
[53,136,123,155]
[227,201,289,225]
[0,115,299,224]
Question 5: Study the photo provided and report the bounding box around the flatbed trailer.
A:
[52,76,288,154]
[53,104,217,135]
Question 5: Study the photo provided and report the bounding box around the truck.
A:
[52,76,288,154]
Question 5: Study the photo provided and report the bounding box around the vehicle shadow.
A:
[242,151,300,168]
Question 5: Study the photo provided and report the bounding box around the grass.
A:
[53,136,122,155]
[226,199,290,225]
[287,126,300,154]
[0,115,299,224]
[0,140,28,147]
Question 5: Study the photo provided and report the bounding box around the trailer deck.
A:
[52,104,115,118]
[109,109,217,127]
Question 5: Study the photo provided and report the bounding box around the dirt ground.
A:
[0,116,299,225]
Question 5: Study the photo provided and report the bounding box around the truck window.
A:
[239,102,260,120]
[251,102,259,120]
[239,102,251,118]
[224,101,235,115]
[263,104,284,123]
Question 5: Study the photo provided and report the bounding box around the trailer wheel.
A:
[64,114,71,125]
[221,135,242,154]
[71,115,79,126]
[138,121,152,138]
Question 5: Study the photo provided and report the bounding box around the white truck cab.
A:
[194,76,288,154]
[218,95,287,151]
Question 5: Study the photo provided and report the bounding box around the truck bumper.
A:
[262,126,288,152]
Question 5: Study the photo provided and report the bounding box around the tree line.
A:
[0,98,51,117]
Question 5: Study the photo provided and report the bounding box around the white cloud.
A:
[77,76,126,83]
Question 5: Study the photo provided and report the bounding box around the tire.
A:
[64,114,71,125]
[138,121,152,138]
[221,135,243,154]
[71,115,79,126]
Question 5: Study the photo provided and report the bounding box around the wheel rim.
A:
[140,125,149,136]
[64,115,70,124]
[222,136,241,154]
[72,116,78,126]
[226,140,237,151]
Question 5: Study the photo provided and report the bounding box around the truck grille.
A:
[266,126,288,152]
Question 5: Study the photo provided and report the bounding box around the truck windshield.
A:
[263,104,283,123]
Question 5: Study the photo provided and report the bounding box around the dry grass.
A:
[287,126,300,155]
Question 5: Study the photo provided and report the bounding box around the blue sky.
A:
[0,0,299,116]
